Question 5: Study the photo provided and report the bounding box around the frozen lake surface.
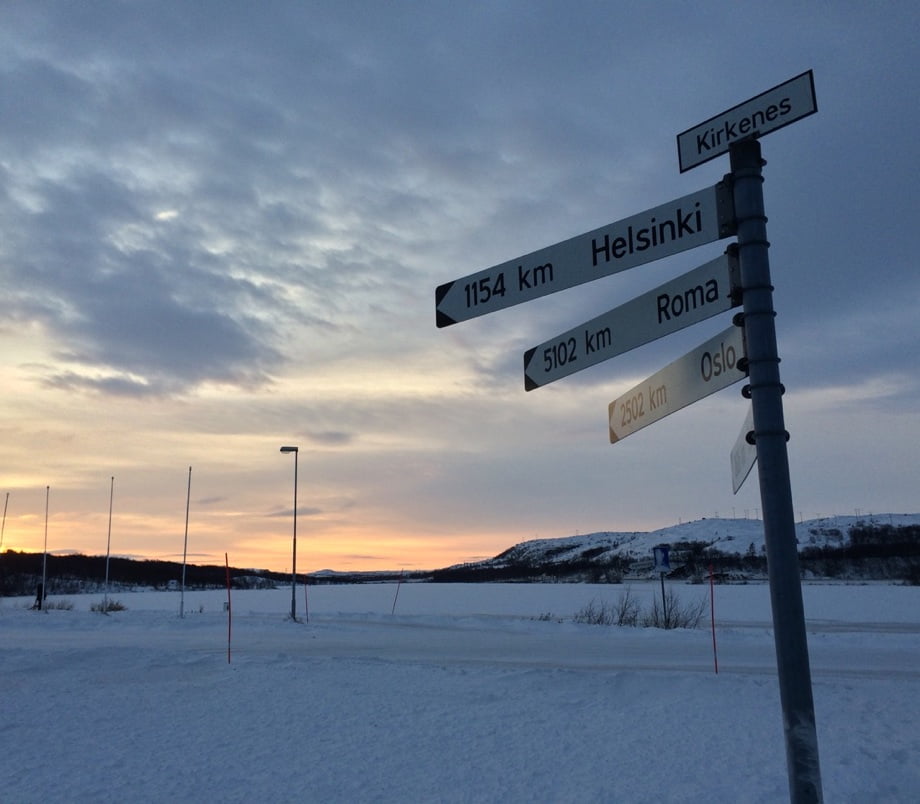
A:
[2,582,918,802]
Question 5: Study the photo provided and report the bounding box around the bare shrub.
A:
[613,587,640,626]
[572,598,615,625]
[573,589,641,627]
[43,599,74,611]
[641,588,708,629]
[91,599,126,613]
[572,587,706,630]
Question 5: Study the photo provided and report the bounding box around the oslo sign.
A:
[435,182,734,327]
[524,250,740,390]
[677,70,817,173]
[608,324,746,444]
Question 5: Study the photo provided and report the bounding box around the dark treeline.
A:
[431,555,631,584]
[0,551,287,597]
[797,524,920,582]
[0,549,432,596]
[3,524,919,594]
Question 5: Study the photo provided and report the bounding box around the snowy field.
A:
[2,582,918,803]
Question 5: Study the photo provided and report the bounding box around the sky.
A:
[1,1,918,573]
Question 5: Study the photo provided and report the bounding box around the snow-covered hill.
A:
[437,514,920,582]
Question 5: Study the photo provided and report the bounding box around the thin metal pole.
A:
[103,476,114,613]
[709,562,719,674]
[180,466,191,618]
[225,552,232,664]
[1,491,9,551]
[730,138,822,803]
[40,486,49,610]
[291,451,298,621]
[391,571,404,616]
[659,571,666,626]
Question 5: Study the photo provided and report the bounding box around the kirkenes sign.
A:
[677,70,817,173]
[608,324,747,444]
[435,182,734,327]
[523,250,740,390]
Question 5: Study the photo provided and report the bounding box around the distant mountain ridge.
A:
[430,514,920,584]
[3,514,919,595]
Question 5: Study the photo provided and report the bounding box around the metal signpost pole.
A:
[730,138,822,803]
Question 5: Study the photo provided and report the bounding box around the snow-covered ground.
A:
[2,582,918,802]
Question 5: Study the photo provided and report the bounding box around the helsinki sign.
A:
[524,250,739,390]
[608,324,746,444]
[435,182,734,327]
[677,70,817,173]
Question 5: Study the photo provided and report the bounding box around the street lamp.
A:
[279,446,300,620]
[40,486,49,611]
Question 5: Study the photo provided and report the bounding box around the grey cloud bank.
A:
[1,2,917,568]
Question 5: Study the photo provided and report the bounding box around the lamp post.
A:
[103,476,114,614]
[279,446,299,620]
[40,486,49,610]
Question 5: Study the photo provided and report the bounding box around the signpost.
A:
[677,70,817,173]
[524,250,739,390]
[608,324,746,444]
[436,183,734,327]
[730,405,757,494]
[437,68,822,804]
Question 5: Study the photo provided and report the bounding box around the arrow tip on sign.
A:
[435,282,456,328]
[435,281,453,305]
[523,348,539,391]
[607,400,620,443]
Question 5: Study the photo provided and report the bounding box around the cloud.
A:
[306,431,354,447]
[2,2,919,571]
[268,507,324,519]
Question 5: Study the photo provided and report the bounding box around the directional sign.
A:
[730,405,757,494]
[677,70,817,173]
[435,182,734,327]
[524,250,739,390]
[608,324,746,444]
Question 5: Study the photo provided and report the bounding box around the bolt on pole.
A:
[730,138,823,803]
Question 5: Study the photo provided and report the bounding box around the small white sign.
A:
[677,70,817,173]
[653,545,671,573]
[730,405,757,494]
